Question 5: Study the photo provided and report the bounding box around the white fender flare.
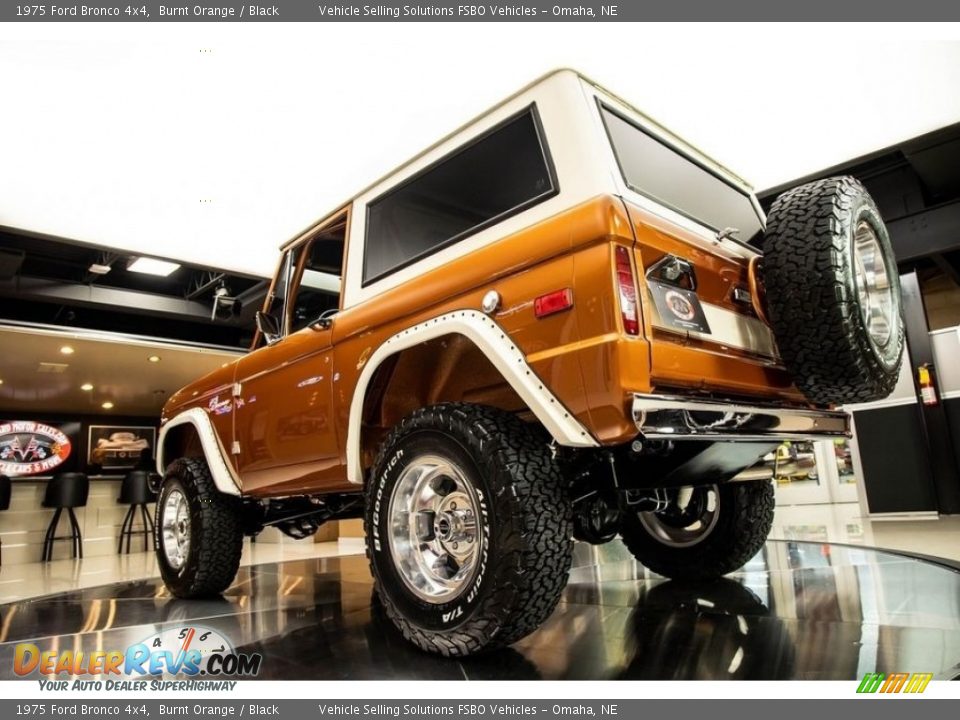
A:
[346,309,598,485]
[157,406,241,496]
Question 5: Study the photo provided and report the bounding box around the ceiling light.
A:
[0,378,4,385]
[128,257,181,277]
[148,355,161,363]
[88,263,112,275]
[38,362,69,374]
[101,401,114,410]
[60,345,75,355]
[81,383,94,391]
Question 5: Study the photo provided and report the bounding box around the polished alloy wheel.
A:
[638,485,720,548]
[161,488,191,571]
[853,220,895,352]
[388,455,481,604]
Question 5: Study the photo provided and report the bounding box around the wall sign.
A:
[0,421,73,476]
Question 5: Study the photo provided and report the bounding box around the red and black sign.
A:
[0,421,73,476]
[649,280,711,334]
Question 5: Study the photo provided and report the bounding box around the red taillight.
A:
[615,245,640,336]
[534,288,574,318]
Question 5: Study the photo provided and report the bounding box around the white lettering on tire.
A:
[372,449,404,552]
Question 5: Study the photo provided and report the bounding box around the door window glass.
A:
[287,218,346,334]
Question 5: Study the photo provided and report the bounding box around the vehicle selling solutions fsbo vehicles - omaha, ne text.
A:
[153,69,904,656]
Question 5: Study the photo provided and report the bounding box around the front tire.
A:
[619,481,774,581]
[364,403,573,656]
[155,457,243,598]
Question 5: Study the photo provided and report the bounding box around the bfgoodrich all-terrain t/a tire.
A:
[364,403,573,657]
[762,176,904,405]
[619,481,775,581]
[155,457,244,598]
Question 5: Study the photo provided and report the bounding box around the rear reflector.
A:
[534,288,574,318]
[615,246,640,336]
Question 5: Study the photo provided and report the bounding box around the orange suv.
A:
[154,70,903,656]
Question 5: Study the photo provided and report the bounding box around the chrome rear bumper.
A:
[631,393,849,441]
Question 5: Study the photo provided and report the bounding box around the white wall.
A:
[1,23,959,277]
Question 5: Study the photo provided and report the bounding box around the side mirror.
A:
[256,311,282,346]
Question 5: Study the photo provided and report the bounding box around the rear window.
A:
[363,107,557,285]
[600,104,763,244]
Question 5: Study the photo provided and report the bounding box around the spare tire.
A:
[762,176,903,405]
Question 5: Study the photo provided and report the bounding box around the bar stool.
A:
[117,470,158,554]
[41,472,89,562]
[0,474,10,566]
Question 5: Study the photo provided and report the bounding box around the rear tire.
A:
[762,176,903,404]
[364,403,573,656]
[619,481,774,581]
[155,457,243,598]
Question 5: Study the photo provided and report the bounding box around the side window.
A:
[362,106,557,285]
[287,217,346,334]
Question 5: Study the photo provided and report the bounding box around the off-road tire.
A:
[762,176,903,404]
[364,403,573,656]
[620,480,774,581]
[155,457,244,598]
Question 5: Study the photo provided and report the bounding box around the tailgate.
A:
[623,200,801,400]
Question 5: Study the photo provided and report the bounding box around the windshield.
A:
[600,104,764,245]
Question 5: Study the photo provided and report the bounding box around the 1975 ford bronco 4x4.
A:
[154,69,903,656]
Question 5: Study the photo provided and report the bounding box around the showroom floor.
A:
[2,503,960,603]
[771,503,960,564]
[0,539,365,604]
[1,537,959,680]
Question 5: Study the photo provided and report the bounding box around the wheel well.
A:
[159,423,204,471]
[359,333,528,469]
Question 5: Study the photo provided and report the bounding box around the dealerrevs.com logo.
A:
[857,672,933,694]
[13,626,262,691]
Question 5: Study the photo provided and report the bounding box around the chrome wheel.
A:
[161,488,191,571]
[638,485,720,548]
[853,221,895,352]
[387,455,481,604]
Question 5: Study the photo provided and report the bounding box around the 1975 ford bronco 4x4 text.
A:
[154,70,903,656]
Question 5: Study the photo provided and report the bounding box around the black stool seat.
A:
[0,474,10,567]
[117,470,158,554]
[41,472,89,562]
[42,472,89,508]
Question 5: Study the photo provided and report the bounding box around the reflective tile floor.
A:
[0,538,365,603]
[1,540,959,680]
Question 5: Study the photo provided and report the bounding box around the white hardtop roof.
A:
[280,68,751,251]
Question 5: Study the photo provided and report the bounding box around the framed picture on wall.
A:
[87,425,157,469]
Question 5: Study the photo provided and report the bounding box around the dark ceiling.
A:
[0,231,268,348]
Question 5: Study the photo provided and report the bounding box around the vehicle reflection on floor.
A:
[0,540,958,680]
